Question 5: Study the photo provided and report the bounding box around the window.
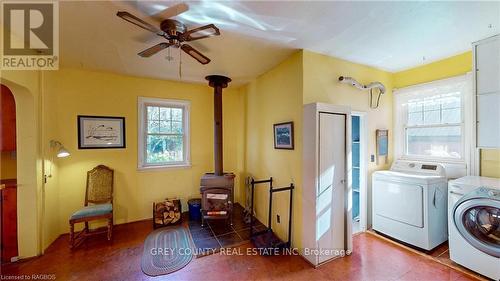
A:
[138,97,190,169]
[394,75,470,162]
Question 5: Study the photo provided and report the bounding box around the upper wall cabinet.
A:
[0,85,16,152]
[476,38,500,94]
[475,35,500,148]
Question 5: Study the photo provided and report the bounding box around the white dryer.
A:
[448,176,500,280]
[372,161,448,250]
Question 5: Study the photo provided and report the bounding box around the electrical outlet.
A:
[277,214,280,223]
[371,154,375,162]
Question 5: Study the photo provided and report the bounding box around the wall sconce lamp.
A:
[50,140,70,158]
[45,140,70,183]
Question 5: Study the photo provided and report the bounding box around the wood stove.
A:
[200,75,234,226]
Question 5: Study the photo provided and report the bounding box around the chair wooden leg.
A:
[69,221,75,249]
[107,217,112,241]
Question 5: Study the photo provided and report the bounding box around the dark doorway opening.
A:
[1,84,18,263]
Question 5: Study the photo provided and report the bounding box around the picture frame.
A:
[77,115,126,149]
[273,121,294,150]
[376,129,388,164]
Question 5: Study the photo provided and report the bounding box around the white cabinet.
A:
[474,35,500,148]
[477,94,500,147]
[302,103,352,267]
[476,38,500,95]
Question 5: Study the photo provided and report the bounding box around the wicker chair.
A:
[69,165,113,248]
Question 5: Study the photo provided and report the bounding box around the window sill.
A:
[137,163,192,172]
[398,156,466,165]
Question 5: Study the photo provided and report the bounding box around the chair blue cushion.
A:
[70,203,112,220]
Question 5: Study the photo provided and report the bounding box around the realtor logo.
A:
[1,1,59,70]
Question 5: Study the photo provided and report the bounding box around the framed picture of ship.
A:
[78,115,126,149]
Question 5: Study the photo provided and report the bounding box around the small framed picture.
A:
[376,129,388,164]
[78,115,126,149]
[273,121,294,150]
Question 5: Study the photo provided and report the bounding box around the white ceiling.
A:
[59,1,500,85]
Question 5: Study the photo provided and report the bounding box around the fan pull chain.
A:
[179,47,182,80]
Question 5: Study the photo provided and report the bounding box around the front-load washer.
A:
[372,160,448,251]
[449,176,500,280]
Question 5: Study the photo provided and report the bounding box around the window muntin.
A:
[404,91,463,159]
[406,92,461,126]
[396,77,467,161]
[138,98,190,169]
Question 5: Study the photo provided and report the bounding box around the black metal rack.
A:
[249,177,294,252]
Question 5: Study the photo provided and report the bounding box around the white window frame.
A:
[138,97,191,170]
[394,74,473,167]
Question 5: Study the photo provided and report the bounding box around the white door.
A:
[317,112,346,263]
[373,180,424,228]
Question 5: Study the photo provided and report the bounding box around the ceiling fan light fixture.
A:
[117,4,217,65]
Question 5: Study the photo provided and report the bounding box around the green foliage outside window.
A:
[146,105,184,164]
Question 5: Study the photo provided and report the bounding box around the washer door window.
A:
[454,198,500,258]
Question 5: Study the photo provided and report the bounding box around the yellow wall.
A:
[244,51,303,247]
[222,86,247,205]
[480,150,500,177]
[43,68,246,234]
[41,70,62,251]
[1,152,17,179]
[302,50,394,226]
[393,52,472,89]
[393,51,500,178]
[243,50,395,246]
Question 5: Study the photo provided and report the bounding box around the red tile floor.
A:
[1,220,482,281]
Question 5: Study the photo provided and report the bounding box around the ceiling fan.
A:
[116,3,220,65]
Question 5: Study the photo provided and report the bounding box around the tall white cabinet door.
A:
[476,39,500,95]
[317,112,346,264]
[477,93,500,147]
[475,36,500,148]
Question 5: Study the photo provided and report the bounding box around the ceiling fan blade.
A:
[182,24,220,42]
[116,11,163,35]
[138,42,172,57]
[181,44,210,65]
[151,3,189,22]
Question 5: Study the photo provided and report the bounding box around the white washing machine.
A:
[372,161,448,250]
[448,176,500,280]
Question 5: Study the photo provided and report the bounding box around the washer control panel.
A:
[487,189,500,198]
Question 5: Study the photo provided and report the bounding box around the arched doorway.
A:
[0,77,40,259]
[1,84,18,262]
